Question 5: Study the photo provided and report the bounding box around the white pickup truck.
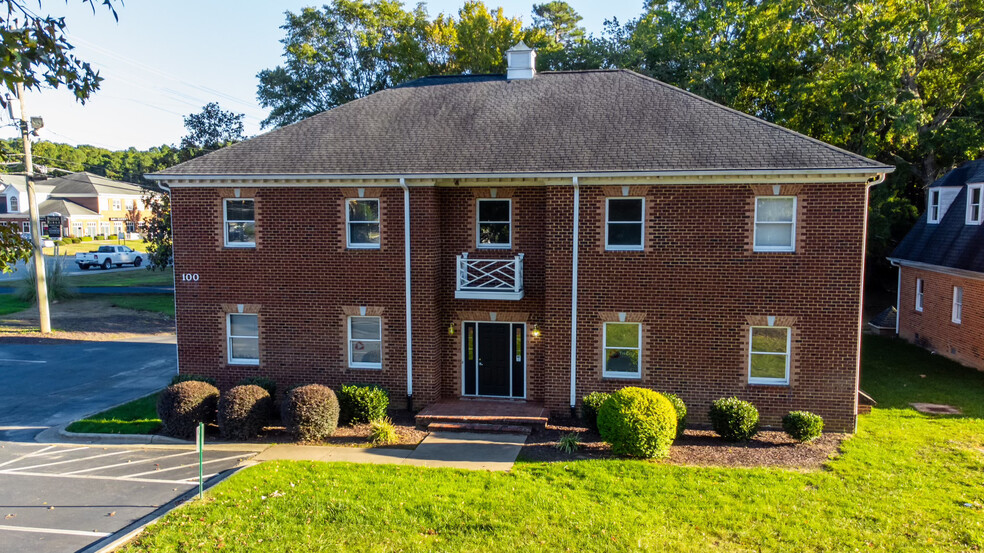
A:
[75,245,144,270]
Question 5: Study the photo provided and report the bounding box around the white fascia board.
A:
[887,258,984,282]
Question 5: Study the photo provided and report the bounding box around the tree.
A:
[432,2,527,75]
[181,102,245,150]
[531,1,584,46]
[142,189,170,271]
[0,224,31,273]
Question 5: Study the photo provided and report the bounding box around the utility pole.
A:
[14,80,51,333]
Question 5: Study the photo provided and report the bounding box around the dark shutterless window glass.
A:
[606,198,644,249]
[608,199,643,221]
[477,199,511,247]
[224,199,255,246]
[347,199,380,248]
[225,200,254,221]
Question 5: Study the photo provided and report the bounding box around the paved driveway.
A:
[0,257,146,282]
[0,442,256,553]
[0,338,176,442]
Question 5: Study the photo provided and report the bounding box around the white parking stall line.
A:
[4,450,133,472]
[179,472,218,483]
[28,446,90,458]
[63,450,197,475]
[122,454,249,478]
[0,358,47,364]
[0,445,57,469]
[0,469,199,486]
[0,524,110,538]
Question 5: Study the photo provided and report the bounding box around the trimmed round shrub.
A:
[157,381,219,439]
[709,397,759,441]
[281,384,340,441]
[580,391,610,431]
[782,411,824,442]
[170,373,217,387]
[237,376,277,399]
[596,387,678,458]
[338,384,389,425]
[663,393,687,438]
[218,385,272,440]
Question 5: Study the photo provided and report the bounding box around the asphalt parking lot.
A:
[0,442,257,553]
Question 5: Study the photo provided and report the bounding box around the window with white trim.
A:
[22,221,29,233]
[754,197,796,252]
[952,286,963,324]
[603,322,641,378]
[476,198,511,248]
[9,196,17,212]
[112,199,122,210]
[348,316,382,369]
[346,199,380,249]
[967,184,983,225]
[227,313,259,365]
[748,326,791,385]
[125,199,134,210]
[915,278,924,312]
[605,198,644,251]
[928,189,941,223]
[224,199,255,247]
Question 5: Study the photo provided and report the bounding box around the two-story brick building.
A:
[150,45,892,432]
[890,160,983,370]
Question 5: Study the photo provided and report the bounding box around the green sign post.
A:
[196,422,204,499]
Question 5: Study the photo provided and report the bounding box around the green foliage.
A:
[157,381,219,439]
[14,257,76,302]
[65,393,160,435]
[338,383,389,425]
[663,393,687,438]
[555,431,581,453]
[0,295,30,315]
[782,411,824,443]
[181,102,245,150]
[709,397,759,442]
[369,417,399,445]
[0,224,32,272]
[596,387,677,458]
[142,190,171,271]
[580,391,610,431]
[281,384,340,441]
[106,294,174,316]
[170,374,217,387]
[80,236,92,241]
[218,385,272,440]
[237,376,277,399]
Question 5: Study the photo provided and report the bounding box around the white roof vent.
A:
[505,41,536,80]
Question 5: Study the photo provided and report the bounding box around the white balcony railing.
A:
[455,253,524,300]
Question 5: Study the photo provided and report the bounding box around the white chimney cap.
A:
[505,41,536,80]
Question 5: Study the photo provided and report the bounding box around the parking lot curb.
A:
[77,462,257,553]
[42,424,192,445]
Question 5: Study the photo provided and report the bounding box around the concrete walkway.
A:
[253,431,527,471]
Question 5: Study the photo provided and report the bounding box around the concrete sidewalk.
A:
[253,431,527,471]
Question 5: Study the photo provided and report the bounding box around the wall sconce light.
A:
[531,323,541,338]
[448,322,456,336]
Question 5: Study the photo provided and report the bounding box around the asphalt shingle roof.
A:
[46,172,145,196]
[891,160,984,273]
[156,70,888,177]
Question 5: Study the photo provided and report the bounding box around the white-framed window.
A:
[22,221,29,233]
[346,199,380,249]
[753,196,797,252]
[748,326,791,385]
[966,184,983,225]
[126,220,136,232]
[476,198,511,248]
[928,189,942,223]
[952,286,963,324]
[348,316,382,369]
[125,199,134,210]
[227,313,259,365]
[915,278,924,312]
[112,199,122,211]
[605,198,644,251]
[223,199,255,247]
[9,196,17,212]
[603,322,641,378]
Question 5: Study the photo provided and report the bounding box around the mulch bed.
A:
[199,409,427,448]
[521,418,846,469]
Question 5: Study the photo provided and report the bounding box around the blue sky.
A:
[0,1,643,151]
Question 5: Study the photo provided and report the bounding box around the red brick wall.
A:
[171,180,867,431]
[898,266,984,370]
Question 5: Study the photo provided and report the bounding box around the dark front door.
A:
[463,322,525,398]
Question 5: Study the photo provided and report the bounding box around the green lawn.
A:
[65,393,161,434]
[0,295,31,315]
[105,294,175,316]
[44,239,150,256]
[120,335,984,552]
[71,267,173,287]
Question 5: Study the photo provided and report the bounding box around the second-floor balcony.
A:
[455,253,524,300]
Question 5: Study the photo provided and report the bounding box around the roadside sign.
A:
[196,422,204,499]
[45,214,61,238]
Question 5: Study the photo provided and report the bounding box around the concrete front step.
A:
[426,422,532,435]
[416,414,547,431]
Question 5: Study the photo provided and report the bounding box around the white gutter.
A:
[400,178,413,407]
[886,258,984,282]
[570,176,580,412]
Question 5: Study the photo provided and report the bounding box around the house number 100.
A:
[181,273,200,282]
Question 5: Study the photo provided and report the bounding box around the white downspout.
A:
[891,260,901,334]
[400,178,413,408]
[570,176,580,413]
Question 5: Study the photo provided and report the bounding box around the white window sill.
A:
[752,247,795,253]
[224,243,256,248]
[348,365,382,370]
[347,244,381,250]
[228,359,260,366]
[604,246,644,252]
[747,379,790,387]
[602,372,642,380]
[476,245,511,250]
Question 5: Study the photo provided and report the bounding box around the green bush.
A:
[70,237,82,244]
[338,384,389,425]
[596,387,677,458]
[369,417,399,445]
[80,236,92,241]
[782,411,824,442]
[157,381,219,439]
[663,393,687,438]
[580,391,610,431]
[237,376,277,399]
[281,384,340,441]
[709,397,759,441]
[556,432,581,454]
[170,373,217,387]
[53,239,65,246]
[14,257,76,303]
[218,385,272,440]
[95,234,106,240]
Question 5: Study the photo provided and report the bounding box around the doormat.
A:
[909,403,962,415]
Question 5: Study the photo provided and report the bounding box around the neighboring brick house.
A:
[150,44,892,432]
[889,160,984,370]
[0,171,147,238]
